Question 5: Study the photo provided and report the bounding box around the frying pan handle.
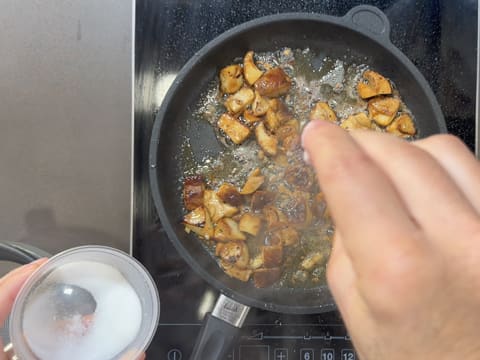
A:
[343,5,391,42]
[189,295,250,360]
[189,313,241,360]
[0,241,49,264]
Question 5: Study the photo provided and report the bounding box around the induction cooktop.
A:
[134,1,477,359]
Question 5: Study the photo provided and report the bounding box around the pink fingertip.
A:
[301,120,330,148]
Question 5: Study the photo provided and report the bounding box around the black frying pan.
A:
[149,5,447,359]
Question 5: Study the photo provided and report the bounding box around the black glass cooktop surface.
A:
[134,1,477,359]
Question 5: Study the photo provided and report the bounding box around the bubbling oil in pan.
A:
[180,48,414,288]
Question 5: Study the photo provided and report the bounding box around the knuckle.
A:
[426,134,467,152]
[365,248,418,289]
[360,238,428,312]
[379,253,417,281]
[320,149,373,185]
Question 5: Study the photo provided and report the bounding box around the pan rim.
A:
[149,11,446,314]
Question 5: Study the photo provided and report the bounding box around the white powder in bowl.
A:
[22,261,142,360]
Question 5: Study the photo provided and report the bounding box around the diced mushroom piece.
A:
[240,168,265,195]
[340,113,372,131]
[292,270,309,284]
[217,183,242,206]
[269,99,293,123]
[224,87,255,114]
[214,218,247,242]
[252,91,270,116]
[243,110,262,125]
[243,51,264,85]
[277,121,300,151]
[268,98,287,114]
[285,119,300,130]
[301,252,326,271]
[184,206,214,240]
[276,122,299,142]
[220,64,244,94]
[214,243,223,256]
[264,99,291,132]
[239,213,262,236]
[284,164,314,191]
[255,123,278,156]
[355,113,373,127]
[264,99,293,133]
[280,192,313,228]
[204,190,238,222]
[184,223,212,240]
[270,226,299,246]
[254,67,292,97]
[251,191,276,211]
[368,97,401,126]
[253,267,282,288]
[357,70,392,99]
[183,206,206,226]
[249,253,264,270]
[262,245,283,268]
[387,114,417,136]
[263,206,286,230]
[216,241,249,268]
[309,102,337,122]
[265,108,282,132]
[218,113,251,144]
[183,175,205,210]
[267,231,282,246]
[273,153,289,167]
[223,264,253,282]
[282,134,301,152]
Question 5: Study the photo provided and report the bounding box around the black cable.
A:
[0,242,45,264]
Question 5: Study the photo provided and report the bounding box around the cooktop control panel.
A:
[157,322,355,360]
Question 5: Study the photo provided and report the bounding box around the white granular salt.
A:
[22,261,142,360]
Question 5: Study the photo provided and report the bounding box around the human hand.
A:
[302,120,480,360]
[0,258,48,360]
[0,258,146,360]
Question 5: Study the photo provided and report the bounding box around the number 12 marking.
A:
[341,349,355,360]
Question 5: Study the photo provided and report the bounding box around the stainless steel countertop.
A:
[0,0,133,256]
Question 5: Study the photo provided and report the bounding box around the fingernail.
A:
[302,150,311,165]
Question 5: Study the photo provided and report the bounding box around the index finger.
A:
[302,121,422,274]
